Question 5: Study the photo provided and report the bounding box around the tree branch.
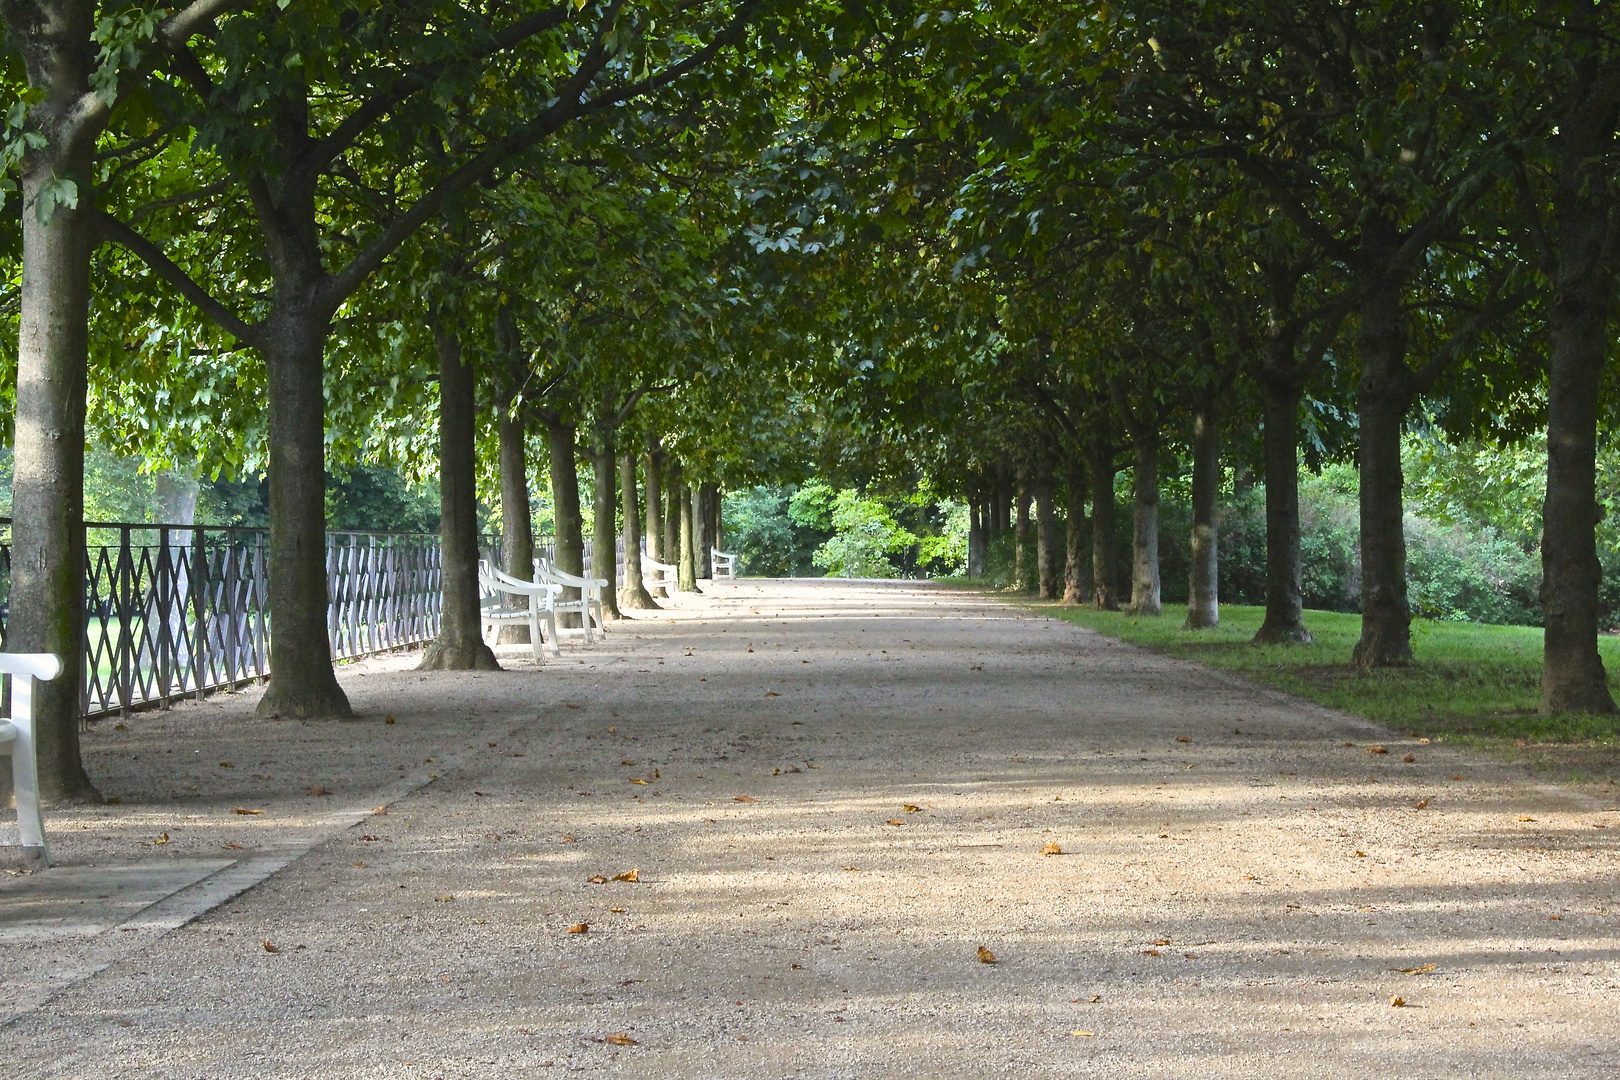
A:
[95,209,261,345]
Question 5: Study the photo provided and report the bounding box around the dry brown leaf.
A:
[1367,746,1389,755]
[977,946,997,964]
[612,869,640,883]
[764,691,780,697]
[1394,964,1436,974]
[567,923,589,934]
[1389,995,1406,1007]
[233,807,263,816]
[841,866,861,872]
[1414,799,1429,809]
[1087,995,1102,1003]
[609,906,626,914]
[372,806,387,815]
[262,941,279,953]
[1449,775,1464,781]
[886,819,904,826]
[1517,815,1537,822]
[104,796,122,804]
[1069,1030,1095,1037]
[1041,842,1062,855]
[1354,850,1367,857]
[628,778,649,785]
[1175,736,1191,743]
[902,804,921,813]
[384,715,396,724]
[154,833,169,845]
[604,1033,638,1046]
[222,843,245,850]
[1152,938,1171,945]
[219,761,234,768]
[734,795,758,802]
[1403,753,1416,763]
[352,861,367,868]
[1141,949,1162,957]
[587,875,608,885]
[113,722,127,730]
[308,786,331,797]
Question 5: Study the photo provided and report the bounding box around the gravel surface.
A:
[3,579,1618,1078]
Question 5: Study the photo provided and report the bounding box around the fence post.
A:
[157,526,173,709]
[116,526,134,718]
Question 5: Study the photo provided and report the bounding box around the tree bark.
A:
[1186,399,1220,629]
[1254,369,1311,642]
[968,499,985,578]
[644,443,665,563]
[1063,457,1090,604]
[619,451,659,609]
[1540,92,1620,711]
[255,308,354,717]
[1014,472,1032,590]
[1034,467,1061,600]
[418,311,498,672]
[5,0,99,795]
[1352,234,1414,668]
[1088,444,1120,610]
[1126,430,1162,616]
[697,484,717,579]
[496,387,533,646]
[543,416,585,625]
[663,465,681,572]
[678,476,699,592]
[591,434,622,619]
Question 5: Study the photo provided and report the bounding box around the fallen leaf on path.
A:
[1175,736,1191,743]
[1153,938,1171,945]
[1414,799,1429,809]
[612,869,640,883]
[434,895,454,902]
[1367,746,1388,755]
[307,786,331,797]
[567,923,589,934]
[219,762,233,768]
[352,862,367,868]
[629,778,649,785]
[474,792,489,797]
[764,691,780,697]
[610,906,625,913]
[1403,754,1416,763]
[262,941,279,953]
[1393,964,1436,974]
[604,1033,637,1046]
[222,843,244,850]
[1141,949,1161,957]
[233,807,263,816]
[1088,995,1102,1003]
[902,804,921,813]
[588,875,609,884]
[734,795,758,802]
[154,833,169,844]
[104,797,122,804]
[114,723,126,730]
[1354,851,1367,857]
[841,866,861,872]
[1389,995,1406,1007]
[372,807,387,815]
[1041,842,1063,855]
[1517,816,1537,822]
[1069,1030,1095,1037]
[385,715,396,724]
[621,760,637,766]
[977,946,997,964]
[886,820,904,826]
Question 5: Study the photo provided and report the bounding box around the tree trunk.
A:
[496,383,533,645]
[1014,473,1032,590]
[663,468,681,573]
[1034,467,1061,600]
[1352,248,1414,668]
[419,311,499,671]
[1126,431,1162,616]
[1088,446,1119,610]
[1541,125,1619,712]
[678,477,699,592]
[1186,399,1220,629]
[968,499,985,578]
[1254,368,1311,642]
[1063,457,1090,604]
[544,417,585,624]
[644,445,665,563]
[591,435,622,619]
[697,484,717,579]
[6,6,98,793]
[255,309,353,718]
[619,451,659,610]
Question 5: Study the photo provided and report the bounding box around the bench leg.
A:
[528,610,545,663]
[545,609,562,657]
[10,678,51,866]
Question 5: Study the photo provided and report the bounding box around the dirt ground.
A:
[2,579,1617,1078]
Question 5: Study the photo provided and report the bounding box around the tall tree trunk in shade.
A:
[1186,398,1220,629]
[1126,429,1161,616]
[591,434,622,619]
[1034,466,1061,600]
[968,500,985,578]
[1254,362,1311,642]
[1063,456,1090,604]
[1352,222,1415,668]
[664,463,683,579]
[4,0,99,796]
[495,315,533,645]
[697,484,718,578]
[1014,472,1032,590]
[678,477,699,592]
[543,416,585,626]
[419,311,499,671]
[619,451,659,609]
[644,444,665,563]
[1087,443,1120,610]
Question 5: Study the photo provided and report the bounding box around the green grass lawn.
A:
[1002,599,1620,750]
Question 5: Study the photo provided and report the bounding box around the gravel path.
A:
[3,579,1618,1078]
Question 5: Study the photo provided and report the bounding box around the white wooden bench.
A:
[642,555,681,596]
[711,547,738,580]
[479,562,563,660]
[534,559,608,643]
[0,653,65,866]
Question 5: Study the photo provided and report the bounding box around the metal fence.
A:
[0,521,464,721]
